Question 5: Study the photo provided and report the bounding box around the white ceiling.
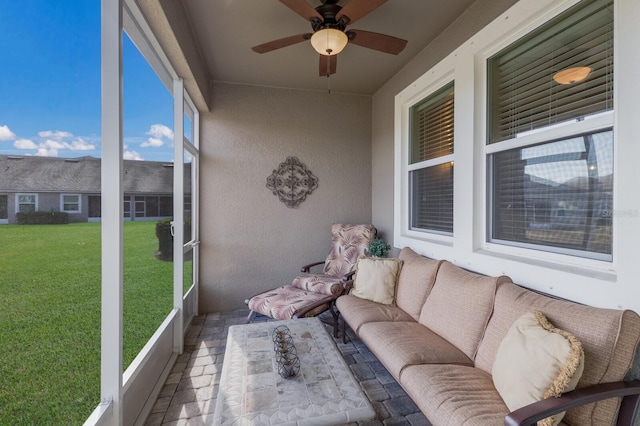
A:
[182,0,477,95]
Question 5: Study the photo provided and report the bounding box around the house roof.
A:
[0,155,189,194]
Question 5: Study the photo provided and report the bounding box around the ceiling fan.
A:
[252,0,408,77]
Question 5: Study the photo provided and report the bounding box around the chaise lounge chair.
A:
[245,223,376,333]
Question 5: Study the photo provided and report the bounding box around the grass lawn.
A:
[0,221,192,425]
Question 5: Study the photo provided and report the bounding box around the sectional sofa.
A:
[336,247,640,425]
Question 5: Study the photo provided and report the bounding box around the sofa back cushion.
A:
[419,261,510,360]
[475,282,640,426]
[396,248,443,321]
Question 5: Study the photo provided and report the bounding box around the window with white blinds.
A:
[487,0,614,260]
[491,130,613,258]
[409,82,454,235]
[487,0,613,144]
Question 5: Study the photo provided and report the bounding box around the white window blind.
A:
[411,83,454,163]
[487,0,613,144]
[491,130,613,257]
[409,82,454,234]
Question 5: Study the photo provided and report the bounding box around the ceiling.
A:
[181,0,477,95]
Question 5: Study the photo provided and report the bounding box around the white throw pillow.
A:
[492,310,584,426]
[351,257,403,305]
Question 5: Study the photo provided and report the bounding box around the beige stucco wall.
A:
[371,0,519,244]
[199,82,372,313]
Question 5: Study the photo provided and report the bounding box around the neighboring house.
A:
[0,154,190,224]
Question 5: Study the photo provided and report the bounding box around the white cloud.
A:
[42,139,68,150]
[38,130,73,140]
[0,125,16,141]
[70,137,96,151]
[13,132,97,157]
[146,124,173,140]
[36,147,58,157]
[141,137,164,148]
[124,150,144,161]
[13,139,38,149]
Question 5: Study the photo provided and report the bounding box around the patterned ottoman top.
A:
[213,317,375,425]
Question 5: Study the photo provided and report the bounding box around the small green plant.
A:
[369,237,391,258]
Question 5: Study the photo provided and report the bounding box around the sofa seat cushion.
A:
[357,321,473,381]
[336,294,415,334]
[395,248,443,321]
[475,282,640,426]
[419,261,511,360]
[400,364,509,426]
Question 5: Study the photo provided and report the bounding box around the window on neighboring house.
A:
[0,195,7,220]
[16,194,37,213]
[409,81,454,235]
[61,194,81,213]
[487,0,613,260]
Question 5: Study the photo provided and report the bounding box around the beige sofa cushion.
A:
[493,311,584,426]
[395,247,442,321]
[358,321,472,381]
[476,282,640,426]
[400,364,510,426]
[419,261,510,360]
[336,294,415,334]
[351,257,403,305]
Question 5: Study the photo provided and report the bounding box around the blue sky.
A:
[0,1,175,162]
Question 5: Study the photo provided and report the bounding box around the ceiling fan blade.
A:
[347,29,407,55]
[279,0,322,21]
[252,33,311,54]
[319,54,337,77]
[336,0,388,25]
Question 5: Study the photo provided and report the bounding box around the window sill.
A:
[475,247,616,282]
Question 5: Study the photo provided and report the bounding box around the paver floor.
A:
[144,309,432,426]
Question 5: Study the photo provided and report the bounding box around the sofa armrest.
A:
[504,380,640,426]
[300,261,325,273]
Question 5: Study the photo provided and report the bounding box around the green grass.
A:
[0,221,192,425]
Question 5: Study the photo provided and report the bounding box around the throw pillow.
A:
[492,310,584,426]
[350,257,403,305]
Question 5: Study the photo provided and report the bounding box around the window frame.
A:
[395,68,457,247]
[16,193,37,213]
[60,193,82,214]
[482,0,615,264]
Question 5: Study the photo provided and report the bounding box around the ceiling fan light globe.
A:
[553,66,592,85]
[311,28,348,56]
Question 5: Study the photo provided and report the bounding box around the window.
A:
[409,82,454,235]
[61,194,81,213]
[16,194,37,213]
[487,0,613,260]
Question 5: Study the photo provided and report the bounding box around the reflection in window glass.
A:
[491,130,613,258]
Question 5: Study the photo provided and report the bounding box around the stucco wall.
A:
[199,82,372,313]
[371,0,518,242]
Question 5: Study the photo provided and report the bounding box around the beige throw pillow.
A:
[351,257,403,305]
[492,311,584,426]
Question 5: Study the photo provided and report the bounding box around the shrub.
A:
[16,211,69,225]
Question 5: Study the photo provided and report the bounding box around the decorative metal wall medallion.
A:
[266,156,318,208]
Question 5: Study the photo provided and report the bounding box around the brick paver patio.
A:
[144,309,431,426]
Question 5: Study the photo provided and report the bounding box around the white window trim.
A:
[393,0,629,275]
[16,193,37,213]
[60,194,82,214]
